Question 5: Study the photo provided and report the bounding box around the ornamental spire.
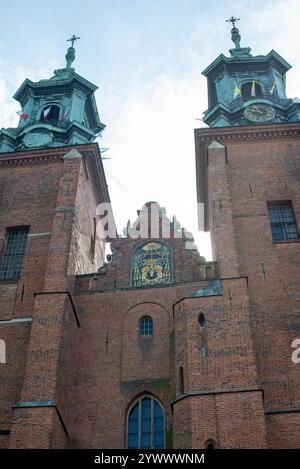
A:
[65,34,80,69]
[225,17,252,60]
[226,16,241,49]
[226,16,240,29]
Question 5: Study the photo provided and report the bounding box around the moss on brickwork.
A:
[288,323,300,332]
[166,428,173,449]
[121,378,171,395]
[152,378,170,391]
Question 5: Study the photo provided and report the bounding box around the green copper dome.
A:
[202,19,300,128]
[0,36,105,153]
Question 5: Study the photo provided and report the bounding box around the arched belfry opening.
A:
[40,105,60,125]
[241,82,262,102]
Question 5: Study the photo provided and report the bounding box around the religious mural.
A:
[131,242,172,288]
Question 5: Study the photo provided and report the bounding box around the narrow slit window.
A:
[179,366,184,394]
[198,312,205,328]
[90,218,97,259]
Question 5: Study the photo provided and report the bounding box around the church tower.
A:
[202,17,300,128]
[0,35,104,153]
[0,38,114,449]
[194,19,300,448]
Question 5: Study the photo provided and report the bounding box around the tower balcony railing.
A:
[20,117,68,130]
[229,92,288,113]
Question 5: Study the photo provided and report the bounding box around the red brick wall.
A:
[0,144,110,448]
[174,278,259,394]
[195,123,300,447]
[172,277,267,448]
[0,160,60,319]
[0,321,31,448]
[68,150,106,276]
[173,392,267,449]
[0,151,62,447]
[266,413,300,448]
[71,280,214,448]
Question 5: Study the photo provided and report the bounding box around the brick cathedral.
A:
[0,22,300,449]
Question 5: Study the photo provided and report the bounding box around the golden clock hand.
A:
[252,105,263,114]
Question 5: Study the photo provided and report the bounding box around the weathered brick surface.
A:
[0,322,31,445]
[174,278,259,394]
[0,144,110,448]
[195,123,300,448]
[1,120,299,449]
[72,280,212,448]
[173,392,267,449]
[172,276,267,448]
[266,413,300,448]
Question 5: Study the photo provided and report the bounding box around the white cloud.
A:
[0,77,7,103]
[102,68,212,259]
[100,0,300,262]
[244,0,300,98]
[0,73,19,128]
[0,57,59,130]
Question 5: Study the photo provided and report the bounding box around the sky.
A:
[1,0,300,260]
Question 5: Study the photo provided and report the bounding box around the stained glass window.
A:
[131,242,172,288]
[268,202,299,242]
[0,227,29,279]
[127,396,165,449]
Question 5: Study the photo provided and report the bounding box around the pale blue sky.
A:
[0,0,300,259]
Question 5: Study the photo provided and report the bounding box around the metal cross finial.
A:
[67,34,80,48]
[226,16,240,28]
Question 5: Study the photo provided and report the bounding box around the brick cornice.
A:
[195,122,300,143]
[0,143,99,167]
[0,153,62,167]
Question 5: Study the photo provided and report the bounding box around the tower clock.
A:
[201,19,300,127]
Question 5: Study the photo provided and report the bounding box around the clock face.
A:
[23,130,53,148]
[244,103,275,122]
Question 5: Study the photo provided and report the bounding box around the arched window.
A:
[127,396,165,449]
[241,82,262,102]
[205,439,216,449]
[40,105,60,125]
[139,316,153,336]
[179,366,184,394]
[131,241,172,288]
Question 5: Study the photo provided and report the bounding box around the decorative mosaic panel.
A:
[131,242,172,288]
